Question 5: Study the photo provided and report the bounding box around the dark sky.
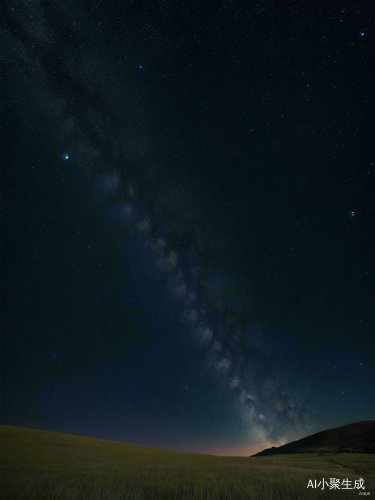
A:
[1,1,374,457]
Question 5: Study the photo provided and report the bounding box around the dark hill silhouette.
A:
[251,421,375,457]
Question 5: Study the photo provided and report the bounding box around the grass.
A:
[1,425,374,499]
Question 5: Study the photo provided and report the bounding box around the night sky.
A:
[1,1,374,457]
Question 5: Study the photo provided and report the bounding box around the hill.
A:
[251,420,375,456]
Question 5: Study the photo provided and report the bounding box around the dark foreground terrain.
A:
[253,420,375,457]
[1,425,374,499]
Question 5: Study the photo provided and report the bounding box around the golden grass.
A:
[1,425,374,499]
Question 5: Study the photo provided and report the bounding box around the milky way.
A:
[3,0,315,449]
[58,84,312,448]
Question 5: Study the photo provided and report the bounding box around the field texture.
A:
[1,425,374,499]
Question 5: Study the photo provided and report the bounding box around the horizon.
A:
[3,419,374,458]
[0,423,269,457]
[8,421,374,457]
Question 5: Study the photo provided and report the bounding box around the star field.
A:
[1,1,374,457]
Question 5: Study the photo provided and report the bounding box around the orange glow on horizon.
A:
[196,439,288,457]
[195,440,273,457]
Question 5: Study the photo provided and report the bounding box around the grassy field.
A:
[1,425,374,499]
